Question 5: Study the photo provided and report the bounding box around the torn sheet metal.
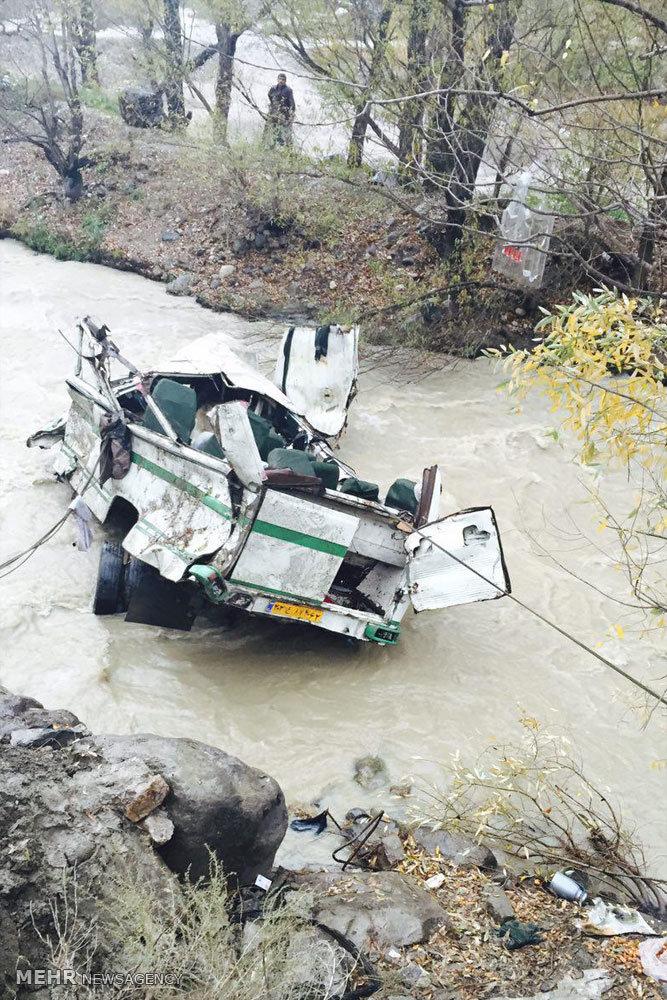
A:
[120,439,236,581]
[274,325,359,437]
[230,489,359,603]
[406,507,510,611]
[208,402,264,492]
[163,333,299,414]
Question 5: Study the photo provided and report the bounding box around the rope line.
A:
[2,435,664,707]
[0,453,103,580]
[407,521,667,708]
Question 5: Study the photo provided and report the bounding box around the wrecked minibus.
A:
[29,318,510,644]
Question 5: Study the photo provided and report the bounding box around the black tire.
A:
[120,555,152,612]
[93,540,124,615]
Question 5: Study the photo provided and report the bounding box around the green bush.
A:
[79,86,120,117]
[12,206,115,261]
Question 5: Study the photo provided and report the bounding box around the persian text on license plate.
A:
[267,601,323,622]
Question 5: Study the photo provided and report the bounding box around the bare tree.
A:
[0,0,90,200]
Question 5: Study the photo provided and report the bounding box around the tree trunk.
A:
[398,0,429,166]
[426,1,520,255]
[346,5,394,168]
[162,0,185,123]
[74,0,99,86]
[214,23,241,142]
[635,162,667,289]
[348,103,369,167]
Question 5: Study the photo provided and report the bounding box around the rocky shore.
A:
[0,110,544,357]
[1,685,665,1000]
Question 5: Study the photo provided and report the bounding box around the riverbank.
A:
[0,107,548,356]
[2,685,665,1000]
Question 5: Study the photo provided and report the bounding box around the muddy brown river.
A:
[1,240,665,869]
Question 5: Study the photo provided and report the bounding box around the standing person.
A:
[265,73,296,148]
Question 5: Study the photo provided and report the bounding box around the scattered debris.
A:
[581,898,658,937]
[549,871,587,904]
[290,810,328,834]
[494,919,544,950]
[638,938,667,982]
[496,969,615,999]
[9,724,86,749]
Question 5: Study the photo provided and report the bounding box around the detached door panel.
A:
[274,325,358,437]
[406,507,510,612]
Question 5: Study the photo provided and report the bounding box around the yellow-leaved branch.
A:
[489,289,666,618]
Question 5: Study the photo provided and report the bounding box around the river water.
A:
[1,240,664,869]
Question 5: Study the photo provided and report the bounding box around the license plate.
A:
[267,601,323,622]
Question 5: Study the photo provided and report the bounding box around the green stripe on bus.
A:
[132,452,347,558]
[251,519,348,558]
[131,453,232,518]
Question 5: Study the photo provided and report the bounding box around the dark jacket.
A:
[268,83,295,121]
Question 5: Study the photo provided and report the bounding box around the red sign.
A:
[502,245,523,262]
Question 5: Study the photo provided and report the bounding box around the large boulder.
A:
[292,870,450,950]
[0,686,287,996]
[97,733,288,883]
[118,87,164,128]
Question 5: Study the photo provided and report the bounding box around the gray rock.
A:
[401,962,431,988]
[218,264,235,280]
[484,885,515,924]
[9,725,86,748]
[166,273,194,296]
[496,969,615,999]
[160,230,180,242]
[97,733,288,883]
[376,832,406,869]
[140,809,175,846]
[353,754,389,790]
[402,256,416,267]
[0,686,82,740]
[410,827,497,869]
[210,277,220,289]
[295,870,449,950]
[0,728,175,990]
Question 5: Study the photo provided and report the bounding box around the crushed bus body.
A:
[28,317,510,644]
